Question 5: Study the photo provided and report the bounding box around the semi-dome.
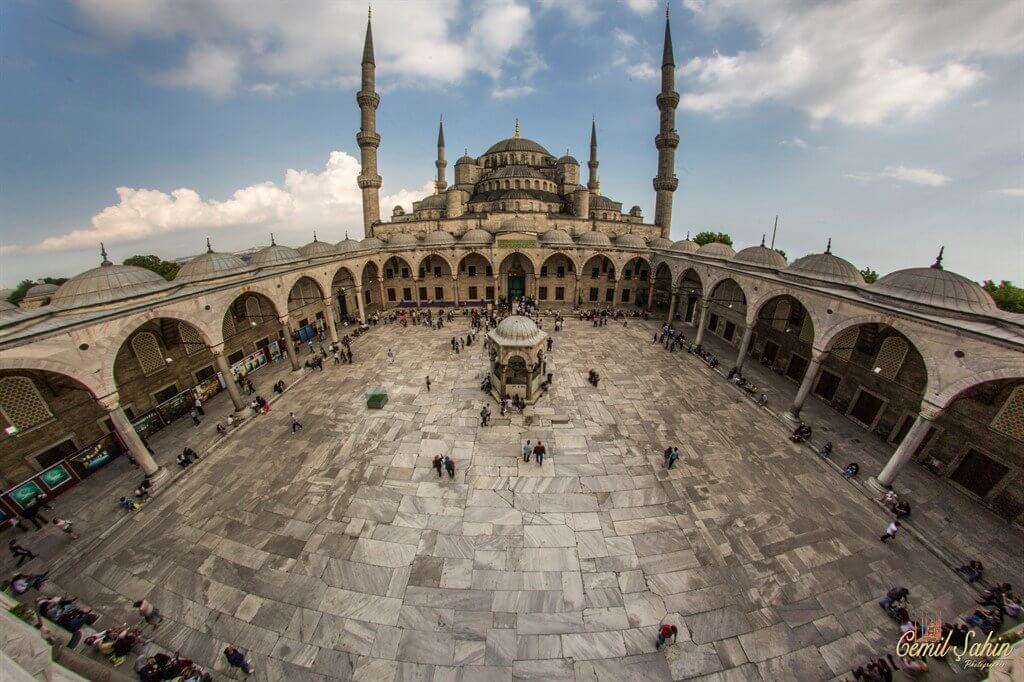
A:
[734,243,786,269]
[298,234,338,258]
[670,238,698,253]
[576,231,612,246]
[387,232,420,246]
[696,241,736,259]
[422,230,456,246]
[497,215,536,234]
[649,237,674,250]
[176,240,248,282]
[786,241,864,285]
[615,234,647,248]
[871,251,995,314]
[360,236,385,249]
[336,235,364,253]
[490,315,546,347]
[540,229,573,245]
[250,236,303,268]
[489,165,546,180]
[460,229,494,245]
[51,247,169,308]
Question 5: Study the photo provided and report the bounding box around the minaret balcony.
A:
[356,91,380,108]
[656,91,680,109]
[356,131,381,148]
[357,173,382,189]
[652,176,679,191]
[654,131,680,149]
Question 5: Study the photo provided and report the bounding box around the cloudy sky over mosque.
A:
[1,0,1020,286]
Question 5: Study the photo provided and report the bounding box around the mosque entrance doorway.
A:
[336,292,349,318]
[508,275,525,301]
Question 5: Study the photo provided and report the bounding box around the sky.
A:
[1,0,1021,288]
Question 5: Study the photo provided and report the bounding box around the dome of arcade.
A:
[360,236,386,249]
[614,234,648,248]
[787,248,864,286]
[0,299,16,311]
[670,238,698,253]
[490,315,547,347]
[540,229,573,245]
[648,237,674,250]
[460,229,495,245]
[576,231,612,247]
[250,240,304,268]
[696,241,736,259]
[386,232,420,246]
[422,230,456,246]
[176,244,248,283]
[52,252,169,308]
[871,258,995,315]
[298,236,338,258]
[336,236,365,253]
[734,244,786,269]
[24,283,58,298]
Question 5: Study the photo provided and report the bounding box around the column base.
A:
[866,476,891,494]
[146,466,169,486]
[782,410,801,423]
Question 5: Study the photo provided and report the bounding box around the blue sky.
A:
[1,0,1021,288]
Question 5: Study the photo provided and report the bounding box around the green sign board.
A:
[9,481,42,508]
[40,464,72,490]
[496,239,537,249]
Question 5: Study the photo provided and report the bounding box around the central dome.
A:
[484,137,552,156]
[491,315,546,347]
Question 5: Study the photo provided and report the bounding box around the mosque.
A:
[0,10,1022,530]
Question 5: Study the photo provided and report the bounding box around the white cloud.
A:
[992,188,1024,197]
[73,0,548,96]
[779,137,808,148]
[846,165,951,187]
[625,0,658,15]
[538,0,600,26]
[625,62,659,81]
[613,29,637,47]
[29,152,427,253]
[680,0,1021,126]
[492,84,536,99]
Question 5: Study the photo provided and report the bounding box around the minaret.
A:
[435,116,447,194]
[653,6,680,239]
[356,7,382,236]
[587,116,600,195]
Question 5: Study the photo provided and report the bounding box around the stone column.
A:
[106,400,164,480]
[574,275,581,305]
[213,350,246,413]
[412,278,421,307]
[666,291,678,323]
[646,287,655,312]
[354,285,366,323]
[280,319,302,372]
[694,298,711,345]
[322,299,340,344]
[452,276,460,307]
[734,324,755,372]
[611,278,620,309]
[377,277,386,310]
[785,348,827,422]
[871,404,941,490]
[493,275,500,304]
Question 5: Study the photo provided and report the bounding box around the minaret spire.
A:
[435,115,448,194]
[653,6,680,239]
[356,7,382,236]
[588,115,600,195]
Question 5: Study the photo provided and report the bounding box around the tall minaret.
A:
[356,8,382,236]
[587,116,600,195]
[435,117,447,194]
[653,6,680,239]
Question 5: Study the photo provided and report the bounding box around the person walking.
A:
[347,348,353,364]
[480,405,490,427]
[190,408,201,426]
[533,441,546,466]
[432,455,443,478]
[667,448,679,469]
[133,598,163,627]
[289,412,303,433]
[387,348,396,364]
[444,455,455,479]
[223,646,255,676]
[655,622,678,649]
[426,376,431,392]
[52,517,79,540]
[880,520,901,543]
[20,500,48,530]
[194,397,205,416]
[522,440,532,462]
[8,539,37,566]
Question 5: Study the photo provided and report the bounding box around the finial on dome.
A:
[760,234,766,247]
[100,242,111,266]
[825,238,832,254]
[464,148,468,156]
[513,118,520,139]
[931,246,944,270]
[206,237,213,253]
[270,233,276,246]
[685,231,690,240]
[345,231,349,240]
[313,230,318,242]
[368,4,371,18]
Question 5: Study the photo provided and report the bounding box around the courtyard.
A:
[8,316,1011,681]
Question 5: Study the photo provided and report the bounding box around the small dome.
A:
[576,231,612,246]
[336,236,365,253]
[298,236,338,258]
[422,230,456,246]
[489,315,547,347]
[0,298,16,311]
[871,259,995,315]
[361,236,386,249]
[734,244,786,269]
[670,239,698,253]
[176,242,248,282]
[460,229,495,245]
[250,238,303,268]
[787,246,864,285]
[387,232,420,246]
[629,205,643,217]
[415,194,446,210]
[25,283,58,298]
[497,215,536,234]
[52,250,168,308]
[540,229,573,245]
[696,242,736,259]
[557,154,579,165]
[456,153,476,165]
[649,237,674,250]
[615,234,647,248]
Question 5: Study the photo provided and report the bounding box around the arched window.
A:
[772,300,790,331]
[178,322,205,356]
[874,336,909,381]
[831,327,859,362]
[245,296,263,323]
[131,331,165,375]
[514,180,520,189]
[0,376,53,431]
[992,385,1024,442]
[223,313,236,339]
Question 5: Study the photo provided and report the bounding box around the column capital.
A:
[278,314,290,325]
[919,401,943,421]
[355,283,363,290]
[810,347,829,361]
[98,393,120,412]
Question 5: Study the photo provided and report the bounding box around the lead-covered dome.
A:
[696,242,736,259]
[25,283,58,299]
[250,237,303,268]
[497,215,536,234]
[786,243,864,285]
[51,248,169,308]
[336,235,364,253]
[360,236,385,250]
[670,238,698,253]
[489,315,546,347]
[176,240,248,282]
[489,165,545,180]
[870,253,995,314]
[298,235,338,258]
[540,229,573,245]
[456,152,477,165]
[734,244,786,269]
[485,137,551,156]
[648,237,673,250]
[460,229,494,245]
[576,231,612,246]
[422,230,456,246]
[615,234,647,248]
[387,233,420,246]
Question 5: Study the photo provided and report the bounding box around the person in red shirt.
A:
[656,622,678,650]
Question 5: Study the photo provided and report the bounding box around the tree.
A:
[774,248,786,259]
[6,277,68,305]
[983,280,1024,314]
[123,255,180,281]
[692,231,733,247]
[860,267,879,284]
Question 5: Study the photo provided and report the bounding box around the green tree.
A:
[983,280,1024,313]
[692,231,733,247]
[774,248,786,259]
[6,277,68,305]
[860,267,879,284]
[123,255,180,281]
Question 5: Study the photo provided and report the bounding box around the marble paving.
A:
[43,318,985,681]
